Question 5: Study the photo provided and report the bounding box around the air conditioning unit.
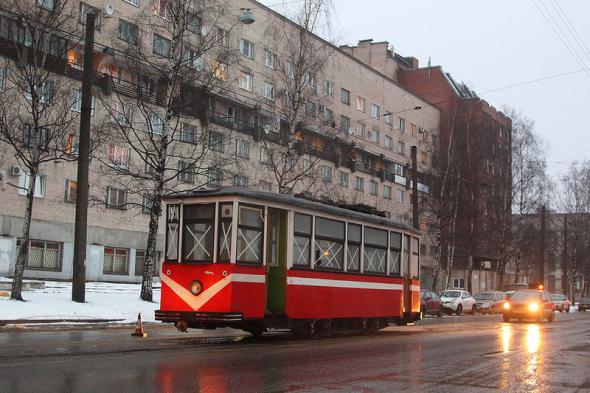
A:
[221,205,233,218]
[10,165,22,176]
[481,261,492,270]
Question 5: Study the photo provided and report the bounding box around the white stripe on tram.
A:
[410,285,421,292]
[287,276,404,291]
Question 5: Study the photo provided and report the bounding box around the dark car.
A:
[579,297,590,312]
[474,291,506,314]
[420,290,442,317]
[503,289,555,323]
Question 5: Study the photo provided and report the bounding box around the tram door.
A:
[266,208,288,314]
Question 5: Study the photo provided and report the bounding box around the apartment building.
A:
[0,0,439,283]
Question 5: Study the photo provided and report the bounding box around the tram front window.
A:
[183,204,214,262]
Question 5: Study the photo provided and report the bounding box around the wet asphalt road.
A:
[0,312,589,393]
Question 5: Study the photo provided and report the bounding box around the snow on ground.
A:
[0,279,160,323]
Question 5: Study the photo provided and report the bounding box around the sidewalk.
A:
[0,279,160,327]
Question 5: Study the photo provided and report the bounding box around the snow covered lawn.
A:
[0,279,161,323]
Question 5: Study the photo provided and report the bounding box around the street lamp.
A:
[239,8,255,24]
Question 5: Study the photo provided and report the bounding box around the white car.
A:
[440,290,476,315]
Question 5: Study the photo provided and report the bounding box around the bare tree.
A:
[0,0,87,300]
[98,0,249,301]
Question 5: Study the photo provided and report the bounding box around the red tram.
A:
[155,188,421,336]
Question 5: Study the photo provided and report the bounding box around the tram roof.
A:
[165,187,420,234]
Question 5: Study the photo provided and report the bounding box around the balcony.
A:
[208,112,255,135]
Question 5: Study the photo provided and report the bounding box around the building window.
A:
[37,0,54,10]
[65,179,77,203]
[399,117,406,132]
[369,128,380,144]
[103,247,129,275]
[370,180,378,196]
[421,151,428,164]
[118,19,138,45]
[340,115,350,132]
[303,159,311,173]
[148,112,164,135]
[397,141,405,155]
[262,81,275,100]
[340,88,350,105]
[410,123,417,136]
[383,185,392,200]
[18,172,46,198]
[184,47,203,70]
[0,66,5,91]
[384,112,392,125]
[259,180,272,191]
[324,80,334,96]
[396,189,405,203]
[106,187,127,209]
[371,103,380,118]
[356,96,365,112]
[209,131,224,152]
[188,14,202,34]
[215,27,229,47]
[305,73,316,89]
[135,250,161,277]
[234,175,249,187]
[286,61,295,79]
[238,73,253,91]
[79,3,101,29]
[178,161,194,183]
[305,100,316,116]
[142,196,152,214]
[393,163,404,176]
[384,135,393,149]
[180,122,196,143]
[264,49,276,69]
[17,239,61,271]
[236,138,250,159]
[356,123,365,137]
[207,168,222,188]
[320,106,333,123]
[123,0,139,5]
[70,89,95,115]
[355,176,364,192]
[293,213,312,266]
[339,171,349,187]
[213,60,228,80]
[153,34,171,57]
[320,165,332,182]
[23,125,49,149]
[453,278,466,289]
[153,0,168,18]
[240,38,254,59]
[108,144,129,168]
[25,81,53,103]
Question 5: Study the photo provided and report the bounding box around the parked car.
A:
[474,291,506,314]
[502,289,555,322]
[578,297,590,312]
[440,290,476,315]
[420,290,442,317]
[551,294,571,313]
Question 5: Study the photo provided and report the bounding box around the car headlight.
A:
[189,280,203,296]
[503,302,510,310]
[528,302,539,312]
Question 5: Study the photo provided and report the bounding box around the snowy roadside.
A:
[0,279,161,324]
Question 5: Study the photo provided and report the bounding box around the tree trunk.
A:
[11,166,37,301]
[140,182,163,302]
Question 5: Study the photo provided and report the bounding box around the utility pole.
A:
[72,13,95,303]
[562,215,568,298]
[540,205,546,288]
[411,145,419,230]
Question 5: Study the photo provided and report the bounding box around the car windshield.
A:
[475,293,494,300]
[551,294,562,301]
[581,297,590,302]
[441,291,461,298]
[511,291,542,301]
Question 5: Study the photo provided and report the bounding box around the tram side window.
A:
[183,204,214,262]
[403,234,411,276]
[411,237,420,279]
[165,204,180,261]
[346,223,361,272]
[314,217,344,270]
[389,232,402,275]
[237,205,264,264]
[217,203,233,262]
[293,213,312,267]
[364,227,387,274]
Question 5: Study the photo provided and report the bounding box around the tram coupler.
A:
[175,320,189,333]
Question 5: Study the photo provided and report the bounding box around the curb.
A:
[0,318,124,327]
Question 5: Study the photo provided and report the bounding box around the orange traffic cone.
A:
[131,313,147,338]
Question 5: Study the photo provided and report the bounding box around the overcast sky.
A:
[259,0,590,182]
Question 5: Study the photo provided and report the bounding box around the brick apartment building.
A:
[0,1,439,283]
[343,40,513,292]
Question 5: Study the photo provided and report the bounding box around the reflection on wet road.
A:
[0,313,589,392]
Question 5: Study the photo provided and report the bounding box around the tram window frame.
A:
[411,237,420,279]
[293,213,312,267]
[236,204,264,265]
[389,232,402,276]
[217,203,233,263]
[165,204,180,262]
[346,223,361,272]
[363,227,388,275]
[313,216,345,271]
[403,234,411,276]
[182,203,215,263]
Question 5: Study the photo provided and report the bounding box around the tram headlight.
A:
[503,302,510,310]
[189,280,203,296]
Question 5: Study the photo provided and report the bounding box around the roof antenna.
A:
[428,57,432,80]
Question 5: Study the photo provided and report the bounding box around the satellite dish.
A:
[264,124,271,134]
[105,4,115,16]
